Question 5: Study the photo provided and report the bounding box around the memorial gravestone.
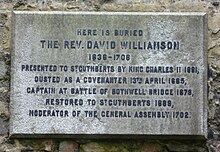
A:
[10,11,207,137]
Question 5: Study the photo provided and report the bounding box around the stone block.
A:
[10,11,207,138]
[59,141,78,152]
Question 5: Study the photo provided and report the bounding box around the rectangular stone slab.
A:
[10,11,207,138]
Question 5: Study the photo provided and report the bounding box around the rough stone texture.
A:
[0,61,6,79]
[0,0,218,151]
[80,142,128,152]
[80,142,137,152]
[137,143,162,152]
[0,118,8,135]
[59,141,79,152]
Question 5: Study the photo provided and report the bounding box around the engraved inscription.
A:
[10,12,207,137]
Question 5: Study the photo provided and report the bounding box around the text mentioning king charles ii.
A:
[11,12,207,136]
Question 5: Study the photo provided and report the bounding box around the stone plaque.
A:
[10,11,207,138]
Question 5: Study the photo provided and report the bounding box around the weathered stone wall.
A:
[0,0,219,151]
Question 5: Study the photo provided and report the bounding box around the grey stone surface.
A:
[0,61,7,79]
[10,11,207,137]
[0,118,8,135]
[59,141,78,152]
